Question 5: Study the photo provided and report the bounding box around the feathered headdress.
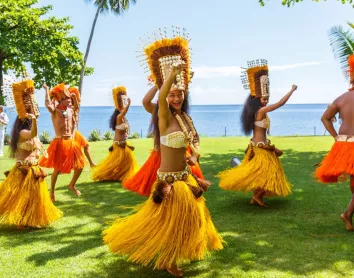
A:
[50,83,70,102]
[241,59,270,98]
[112,86,127,110]
[137,26,192,91]
[12,79,40,120]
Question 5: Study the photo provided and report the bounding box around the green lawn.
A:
[1,136,353,278]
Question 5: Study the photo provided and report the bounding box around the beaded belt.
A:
[250,139,271,148]
[336,135,354,142]
[114,140,126,146]
[157,166,191,184]
[16,159,38,166]
[55,135,73,140]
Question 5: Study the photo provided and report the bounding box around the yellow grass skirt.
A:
[91,141,138,182]
[103,174,224,269]
[0,164,63,227]
[218,144,292,197]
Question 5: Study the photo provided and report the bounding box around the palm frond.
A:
[109,0,137,15]
[328,25,354,79]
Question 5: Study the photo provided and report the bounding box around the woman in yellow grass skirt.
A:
[218,59,297,207]
[0,80,62,228]
[123,85,204,196]
[91,87,138,182]
[103,32,223,277]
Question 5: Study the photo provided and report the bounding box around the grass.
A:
[1,136,354,278]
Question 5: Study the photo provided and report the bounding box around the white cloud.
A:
[193,62,321,79]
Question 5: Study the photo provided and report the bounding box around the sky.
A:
[29,0,354,106]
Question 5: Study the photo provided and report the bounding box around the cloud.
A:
[193,62,321,79]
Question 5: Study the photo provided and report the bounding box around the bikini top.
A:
[115,123,128,131]
[160,131,189,148]
[17,137,41,151]
[254,114,270,132]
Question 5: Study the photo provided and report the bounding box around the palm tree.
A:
[79,0,137,95]
[328,22,354,80]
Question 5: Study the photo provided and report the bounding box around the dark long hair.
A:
[10,116,32,157]
[240,95,262,135]
[109,109,120,131]
[149,92,190,147]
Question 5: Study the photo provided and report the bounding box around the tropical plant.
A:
[328,22,354,79]
[39,131,52,144]
[259,0,354,8]
[88,129,102,142]
[0,0,93,105]
[102,130,114,140]
[79,0,137,95]
[128,132,140,139]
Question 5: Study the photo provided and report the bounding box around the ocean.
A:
[2,104,335,138]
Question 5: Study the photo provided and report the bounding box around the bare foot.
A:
[68,185,81,197]
[252,196,268,208]
[340,213,354,231]
[90,163,97,168]
[167,264,184,277]
[250,198,256,204]
[50,191,56,202]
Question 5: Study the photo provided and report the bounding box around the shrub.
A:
[88,129,102,142]
[39,131,52,144]
[128,132,140,139]
[102,130,114,140]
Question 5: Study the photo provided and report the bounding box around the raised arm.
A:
[258,85,297,117]
[321,102,339,139]
[142,86,158,114]
[71,93,79,112]
[117,98,131,122]
[43,84,55,113]
[19,113,38,140]
[158,63,187,130]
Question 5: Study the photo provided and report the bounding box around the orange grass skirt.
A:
[123,147,205,196]
[39,138,85,173]
[315,141,354,183]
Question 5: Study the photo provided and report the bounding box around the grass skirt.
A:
[74,131,89,148]
[218,144,292,197]
[39,138,85,173]
[123,149,161,196]
[315,141,354,183]
[123,148,205,196]
[91,141,138,182]
[0,164,63,227]
[103,174,224,269]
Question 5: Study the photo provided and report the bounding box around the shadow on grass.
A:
[2,146,354,276]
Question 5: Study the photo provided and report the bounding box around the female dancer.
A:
[218,59,297,207]
[103,30,223,277]
[0,79,62,228]
[91,86,138,181]
[123,82,204,196]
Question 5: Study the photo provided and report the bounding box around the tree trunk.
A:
[0,58,4,106]
[78,6,101,97]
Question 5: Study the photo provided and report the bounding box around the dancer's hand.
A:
[292,85,298,91]
[171,62,187,76]
[25,113,36,120]
[187,155,197,166]
[42,83,49,90]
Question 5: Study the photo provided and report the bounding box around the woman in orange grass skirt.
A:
[123,85,204,196]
